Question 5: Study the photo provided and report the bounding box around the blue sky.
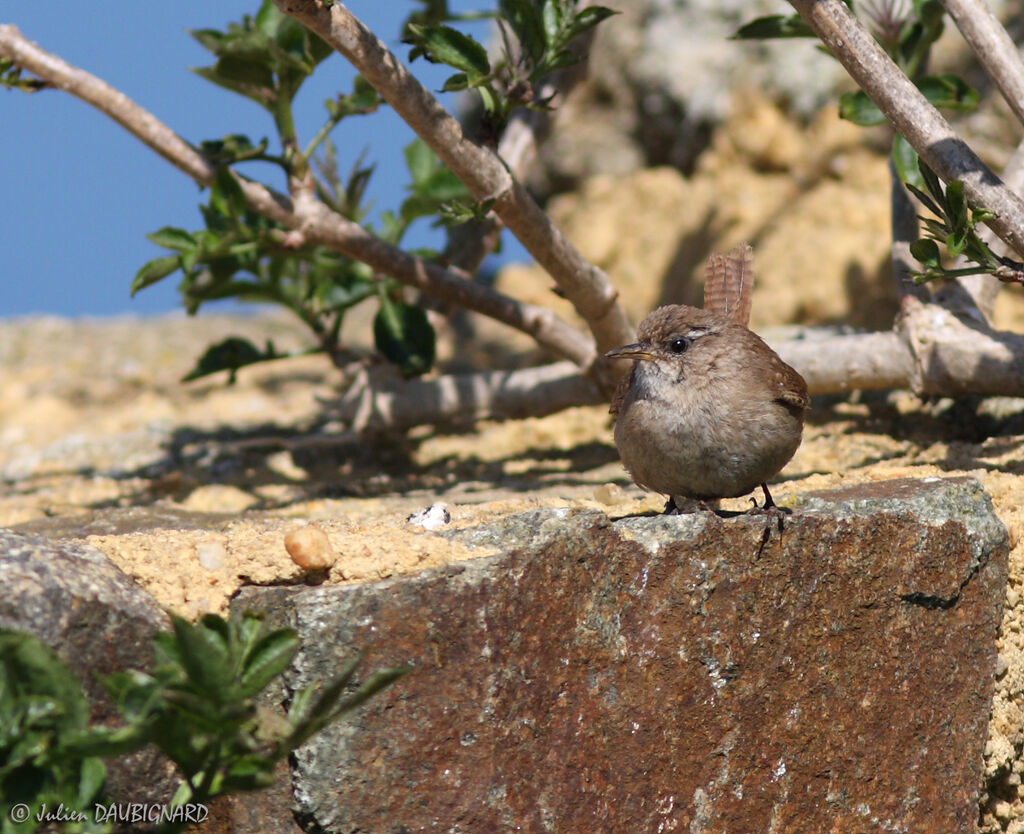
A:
[2,3,520,318]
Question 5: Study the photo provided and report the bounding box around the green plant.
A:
[734,0,1008,283]
[907,160,1024,283]
[404,0,616,133]
[0,632,108,834]
[128,0,613,384]
[0,614,408,833]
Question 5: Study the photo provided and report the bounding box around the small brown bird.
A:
[606,245,808,512]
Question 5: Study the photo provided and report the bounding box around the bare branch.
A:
[788,0,1024,260]
[939,0,1024,129]
[777,314,1024,399]
[0,23,594,371]
[887,0,1024,319]
[441,26,595,277]
[335,361,605,434]
[773,331,915,395]
[333,316,1024,432]
[899,297,1024,395]
[0,24,213,184]
[272,0,634,365]
[294,203,597,367]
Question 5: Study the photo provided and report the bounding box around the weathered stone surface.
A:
[0,530,174,808]
[235,476,1007,833]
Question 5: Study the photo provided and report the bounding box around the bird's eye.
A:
[668,337,690,354]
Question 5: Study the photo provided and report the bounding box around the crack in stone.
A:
[899,543,989,610]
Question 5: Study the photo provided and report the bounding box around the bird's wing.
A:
[609,363,635,418]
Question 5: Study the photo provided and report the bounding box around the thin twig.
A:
[954,137,1024,319]
[272,0,634,370]
[939,0,1024,129]
[0,23,594,371]
[938,0,1024,315]
[888,158,929,303]
[788,0,1024,259]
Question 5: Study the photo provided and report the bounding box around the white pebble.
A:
[407,503,451,531]
[195,541,226,571]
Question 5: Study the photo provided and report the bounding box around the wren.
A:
[606,245,808,512]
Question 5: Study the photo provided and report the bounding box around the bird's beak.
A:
[605,343,655,361]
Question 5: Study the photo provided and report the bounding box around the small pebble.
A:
[407,503,451,530]
[1007,587,1020,608]
[195,541,226,571]
[994,800,1013,821]
[593,483,625,505]
[996,654,1009,678]
[284,524,338,571]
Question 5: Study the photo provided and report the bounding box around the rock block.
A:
[0,530,174,808]
[235,477,1007,833]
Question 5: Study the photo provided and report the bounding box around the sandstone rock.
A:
[530,0,843,194]
[234,476,1006,833]
[496,100,897,338]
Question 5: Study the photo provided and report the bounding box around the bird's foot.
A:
[748,484,793,555]
[663,496,719,516]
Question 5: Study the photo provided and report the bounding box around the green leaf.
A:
[190,66,272,108]
[542,0,566,47]
[906,183,943,219]
[373,296,437,378]
[60,720,151,761]
[404,138,439,187]
[147,227,198,253]
[325,75,382,120]
[919,158,944,203]
[169,615,233,700]
[733,14,815,39]
[76,755,107,806]
[916,74,978,113]
[838,90,886,126]
[200,134,270,165]
[945,179,969,232]
[239,630,299,697]
[499,0,545,63]
[946,230,968,257]
[406,23,490,77]
[437,197,496,226]
[402,139,471,217]
[213,55,276,89]
[131,256,181,296]
[219,753,277,791]
[210,166,248,220]
[910,238,942,267]
[442,72,470,92]
[190,28,225,55]
[285,654,361,744]
[182,337,285,384]
[0,631,90,732]
[892,134,923,191]
[0,58,50,92]
[570,6,619,36]
[897,1,945,75]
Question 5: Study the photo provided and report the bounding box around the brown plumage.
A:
[607,247,807,508]
[703,243,754,326]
